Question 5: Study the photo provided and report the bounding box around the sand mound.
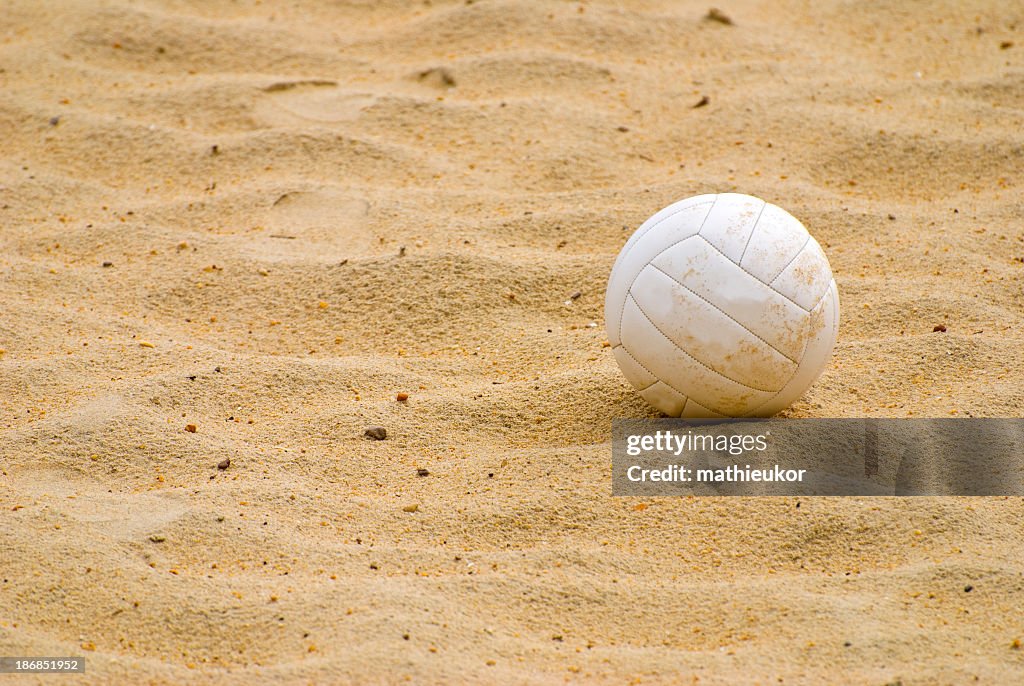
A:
[2,0,1023,682]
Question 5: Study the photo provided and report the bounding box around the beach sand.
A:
[1,0,1023,683]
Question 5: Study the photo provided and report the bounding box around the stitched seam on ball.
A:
[737,199,768,265]
[617,197,719,348]
[621,198,716,263]
[628,294,777,395]
[679,398,689,418]
[680,397,726,418]
[697,234,812,313]
[612,344,661,394]
[614,344,688,403]
[768,234,812,287]
[648,263,800,365]
[806,278,834,315]
[741,337,811,417]
[614,346,696,411]
[741,281,835,417]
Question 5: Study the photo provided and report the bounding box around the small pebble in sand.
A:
[705,8,733,25]
[49,116,61,126]
[933,324,947,333]
[149,534,165,543]
[417,468,430,477]
[398,246,407,257]
[396,392,409,402]
[217,458,230,470]
[402,503,419,512]
[364,426,387,440]
[418,66,456,88]
[964,585,973,592]
[692,95,710,108]
[139,340,155,348]
[185,423,197,433]
[102,261,113,268]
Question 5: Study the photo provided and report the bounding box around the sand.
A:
[1,0,1023,683]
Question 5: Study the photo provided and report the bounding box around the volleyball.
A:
[606,193,839,417]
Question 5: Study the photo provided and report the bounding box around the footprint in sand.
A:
[11,468,190,542]
[255,80,378,126]
[242,189,372,265]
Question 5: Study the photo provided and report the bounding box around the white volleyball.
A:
[606,193,839,417]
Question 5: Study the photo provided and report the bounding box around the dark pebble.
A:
[49,116,61,126]
[217,458,230,470]
[705,8,734,25]
[364,426,387,440]
[102,261,113,268]
[692,95,710,108]
[933,324,947,333]
[416,468,430,477]
[418,66,456,88]
[964,585,973,592]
